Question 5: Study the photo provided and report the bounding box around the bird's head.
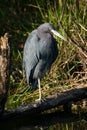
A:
[37,23,66,41]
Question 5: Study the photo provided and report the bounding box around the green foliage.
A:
[0,0,86,109]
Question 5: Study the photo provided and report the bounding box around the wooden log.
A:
[1,86,87,120]
[0,33,10,115]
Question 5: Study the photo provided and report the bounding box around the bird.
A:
[23,23,66,102]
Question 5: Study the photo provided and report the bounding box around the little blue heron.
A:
[23,23,66,101]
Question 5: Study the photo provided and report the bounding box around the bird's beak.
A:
[51,29,66,41]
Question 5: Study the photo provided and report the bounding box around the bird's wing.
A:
[33,35,58,79]
[23,30,58,88]
[23,30,40,84]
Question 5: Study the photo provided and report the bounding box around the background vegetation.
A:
[0,0,87,109]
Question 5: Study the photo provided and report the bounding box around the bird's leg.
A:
[35,78,42,102]
[38,78,42,101]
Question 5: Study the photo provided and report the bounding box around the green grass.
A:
[0,0,86,109]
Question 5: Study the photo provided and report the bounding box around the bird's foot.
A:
[35,98,45,103]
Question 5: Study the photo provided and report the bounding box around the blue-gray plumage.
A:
[23,23,66,101]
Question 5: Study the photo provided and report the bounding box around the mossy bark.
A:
[0,33,10,115]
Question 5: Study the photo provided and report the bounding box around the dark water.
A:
[0,110,87,130]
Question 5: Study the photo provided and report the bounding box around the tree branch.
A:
[1,87,87,120]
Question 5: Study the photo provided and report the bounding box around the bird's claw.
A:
[35,98,45,103]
